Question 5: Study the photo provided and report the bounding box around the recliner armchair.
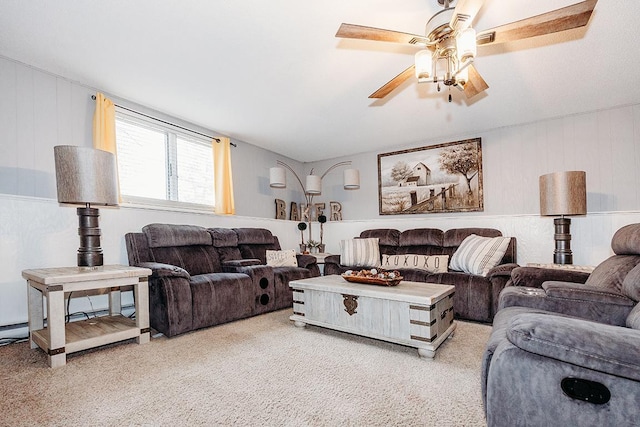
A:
[498,223,640,325]
[482,223,640,426]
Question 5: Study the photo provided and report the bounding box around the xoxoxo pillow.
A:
[381,254,448,273]
[266,249,298,267]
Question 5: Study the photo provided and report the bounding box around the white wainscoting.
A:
[0,194,302,328]
[318,211,640,268]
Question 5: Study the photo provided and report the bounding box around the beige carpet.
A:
[0,309,490,426]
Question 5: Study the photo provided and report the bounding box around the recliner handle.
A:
[561,377,610,404]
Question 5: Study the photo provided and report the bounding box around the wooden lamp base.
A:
[553,217,573,265]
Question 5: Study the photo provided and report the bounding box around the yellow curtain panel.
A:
[214,137,235,215]
[92,93,117,152]
[92,92,121,201]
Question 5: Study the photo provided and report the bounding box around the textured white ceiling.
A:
[1,0,638,162]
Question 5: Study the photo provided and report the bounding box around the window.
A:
[115,110,215,208]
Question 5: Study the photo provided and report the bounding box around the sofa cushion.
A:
[234,228,275,245]
[627,304,640,330]
[360,229,400,256]
[340,238,380,268]
[190,272,254,328]
[398,228,444,251]
[143,223,211,248]
[584,255,640,292]
[266,249,298,267]
[216,246,243,263]
[360,229,399,246]
[449,234,511,276]
[622,263,640,302]
[149,246,221,276]
[209,228,238,247]
[443,228,502,247]
[397,268,437,282]
[507,313,640,381]
[239,243,279,264]
[381,253,448,273]
[611,223,640,255]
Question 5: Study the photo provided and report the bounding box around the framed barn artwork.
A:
[377,138,483,215]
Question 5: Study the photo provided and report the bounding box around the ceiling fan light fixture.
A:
[456,27,477,62]
[336,0,598,101]
[414,50,433,81]
[455,64,469,85]
[425,8,455,41]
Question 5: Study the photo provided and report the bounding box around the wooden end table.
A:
[22,265,152,368]
[526,262,595,273]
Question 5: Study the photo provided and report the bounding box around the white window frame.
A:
[115,108,215,212]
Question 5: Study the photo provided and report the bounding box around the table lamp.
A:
[54,145,119,267]
[539,171,587,264]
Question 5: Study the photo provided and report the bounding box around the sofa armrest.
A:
[136,262,191,279]
[222,259,262,268]
[135,262,193,337]
[296,254,318,269]
[487,263,519,279]
[507,313,640,381]
[324,254,354,276]
[323,254,341,266]
[486,263,520,320]
[510,266,590,288]
[542,281,636,306]
[221,263,274,288]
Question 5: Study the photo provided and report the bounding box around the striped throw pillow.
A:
[449,234,511,277]
[340,238,381,268]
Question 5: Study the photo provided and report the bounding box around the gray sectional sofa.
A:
[125,223,320,337]
[324,228,518,323]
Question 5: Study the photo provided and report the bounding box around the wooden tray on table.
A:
[341,274,402,287]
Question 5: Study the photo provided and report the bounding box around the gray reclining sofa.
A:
[125,223,320,337]
[324,227,518,323]
[482,223,640,426]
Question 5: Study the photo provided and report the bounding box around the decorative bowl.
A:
[341,269,402,287]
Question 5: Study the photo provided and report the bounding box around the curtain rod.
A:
[91,95,236,147]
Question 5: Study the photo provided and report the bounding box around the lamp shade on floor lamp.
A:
[343,169,360,189]
[269,167,286,188]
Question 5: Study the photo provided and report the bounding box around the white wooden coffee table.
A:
[289,275,455,359]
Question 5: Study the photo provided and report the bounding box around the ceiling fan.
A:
[335,0,598,101]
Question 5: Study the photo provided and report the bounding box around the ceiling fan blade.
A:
[450,0,484,32]
[336,23,428,46]
[463,65,489,98]
[369,65,416,99]
[476,0,597,46]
